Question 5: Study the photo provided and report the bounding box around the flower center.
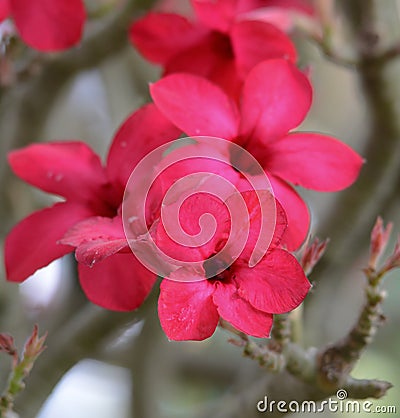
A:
[203,256,231,281]
[210,31,234,59]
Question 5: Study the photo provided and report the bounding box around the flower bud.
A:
[300,237,329,275]
[369,217,392,270]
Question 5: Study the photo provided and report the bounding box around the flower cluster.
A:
[4,0,363,341]
[130,0,315,98]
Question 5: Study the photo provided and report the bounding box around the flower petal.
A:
[269,175,309,250]
[150,73,239,139]
[158,279,219,340]
[163,34,218,77]
[232,20,296,77]
[266,132,364,191]
[240,0,315,32]
[240,59,312,142]
[163,34,242,99]
[78,253,155,311]
[0,0,10,21]
[156,193,231,262]
[158,148,241,197]
[224,187,287,266]
[234,190,287,262]
[191,0,237,32]
[129,12,207,64]
[8,141,107,205]
[235,248,311,313]
[5,202,94,283]
[213,281,273,337]
[106,104,181,192]
[263,0,314,15]
[240,7,295,32]
[60,216,128,266]
[208,56,243,100]
[61,216,125,246]
[74,239,128,267]
[10,0,85,51]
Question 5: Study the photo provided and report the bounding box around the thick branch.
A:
[344,377,393,400]
[316,0,400,277]
[317,248,393,393]
[14,304,141,418]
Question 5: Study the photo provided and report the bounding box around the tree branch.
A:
[313,0,400,288]
[0,0,155,234]
[14,303,142,418]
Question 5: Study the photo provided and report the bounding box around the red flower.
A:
[129,0,297,98]
[0,0,86,51]
[5,104,180,310]
[150,59,364,250]
[189,0,315,33]
[156,190,311,340]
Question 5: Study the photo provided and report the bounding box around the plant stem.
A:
[317,265,389,391]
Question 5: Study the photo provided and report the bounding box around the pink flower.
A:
[5,104,180,310]
[156,190,311,340]
[129,0,298,98]
[0,0,86,51]
[150,59,364,250]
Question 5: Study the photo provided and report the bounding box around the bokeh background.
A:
[0,0,399,417]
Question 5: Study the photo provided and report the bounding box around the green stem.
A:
[0,357,29,416]
[270,314,291,348]
[317,267,388,391]
[0,327,46,417]
[288,306,304,345]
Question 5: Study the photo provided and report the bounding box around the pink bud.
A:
[23,325,47,361]
[0,332,18,367]
[301,237,329,275]
[382,236,400,272]
[369,217,393,270]
[0,333,16,356]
